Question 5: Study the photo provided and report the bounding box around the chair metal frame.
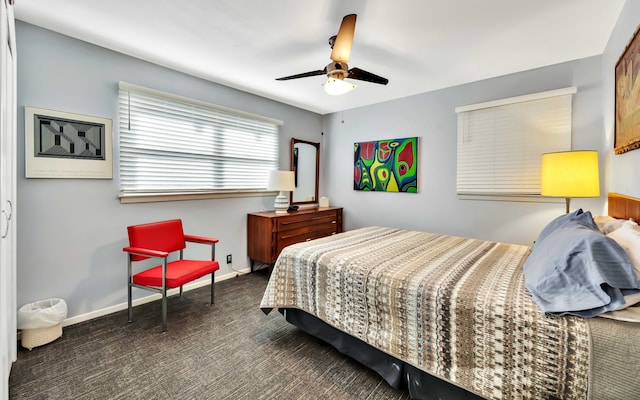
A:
[123,219,219,332]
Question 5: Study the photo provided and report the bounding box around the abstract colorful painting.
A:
[354,137,418,192]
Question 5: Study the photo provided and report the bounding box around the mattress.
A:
[261,226,640,399]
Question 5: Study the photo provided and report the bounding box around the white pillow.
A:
[594,215,636,234]
[607,222,640,279]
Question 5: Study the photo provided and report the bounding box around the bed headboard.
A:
[608,193,640,221]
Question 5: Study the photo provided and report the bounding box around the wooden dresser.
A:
[247,207,343,271]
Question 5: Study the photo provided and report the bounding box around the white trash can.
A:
[17,298,68,350]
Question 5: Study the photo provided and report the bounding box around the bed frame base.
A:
[283,308,483,400]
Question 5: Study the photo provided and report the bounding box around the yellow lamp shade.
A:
[541,151,600,197]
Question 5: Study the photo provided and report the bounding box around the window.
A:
[118,82,282,202]
[456,87,575,197]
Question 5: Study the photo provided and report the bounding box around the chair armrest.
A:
[123,246,169,258]
[184,234,219,245]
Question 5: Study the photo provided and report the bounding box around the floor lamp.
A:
[541,150,600,213]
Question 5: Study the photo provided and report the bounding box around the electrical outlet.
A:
[226,254,232,264]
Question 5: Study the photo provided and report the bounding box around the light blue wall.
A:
[15,22,323,319]
[603,0,640,198]
[16,0,638,322]
[322,56,606,245]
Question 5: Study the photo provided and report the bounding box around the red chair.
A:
[123,219,220,332]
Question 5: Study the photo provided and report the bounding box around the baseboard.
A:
[60,267,251,328]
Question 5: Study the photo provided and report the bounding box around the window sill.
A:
[457,194,565,204]
[119,190,277,204]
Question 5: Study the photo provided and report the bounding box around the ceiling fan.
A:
[276,14,389,95]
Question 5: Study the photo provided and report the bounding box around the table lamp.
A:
[268,170,295,214]
[541,150,600,213]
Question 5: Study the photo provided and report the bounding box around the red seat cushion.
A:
[132,260,220,288]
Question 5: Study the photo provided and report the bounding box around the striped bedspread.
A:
[261,226,607,399]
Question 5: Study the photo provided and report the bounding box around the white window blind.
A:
[456,87,575,196]
[118,82,281,197]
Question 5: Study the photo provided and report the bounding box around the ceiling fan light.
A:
[324,78,356,95]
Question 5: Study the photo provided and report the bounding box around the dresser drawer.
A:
[277,226,338,251]
[276,209,338,231]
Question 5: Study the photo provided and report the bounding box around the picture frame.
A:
[614,25,640,155]
[354,136,418,193]
[25,107,113,179]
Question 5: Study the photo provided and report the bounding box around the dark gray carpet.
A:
[9,269,410,399]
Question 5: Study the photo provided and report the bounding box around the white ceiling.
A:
[14,0,625,115]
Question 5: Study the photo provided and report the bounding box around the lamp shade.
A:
[324,78,356,95]
[268,170,295,213]
[541,151,600,197]
[268,170,295,191]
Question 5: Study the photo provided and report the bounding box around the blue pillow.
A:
[524,219,640,317]
[535,208,582,245]
[533,209,599,249]
[566,210,599,231]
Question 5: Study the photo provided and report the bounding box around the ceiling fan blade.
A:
[330,14,356,64]
[348,67,389,85]
[275,69,326,81]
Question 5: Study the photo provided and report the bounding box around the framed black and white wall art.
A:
[25,107,113,178]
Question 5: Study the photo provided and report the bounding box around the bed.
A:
[260,193,640,400]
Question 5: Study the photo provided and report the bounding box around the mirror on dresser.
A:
[290,138,319,205]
